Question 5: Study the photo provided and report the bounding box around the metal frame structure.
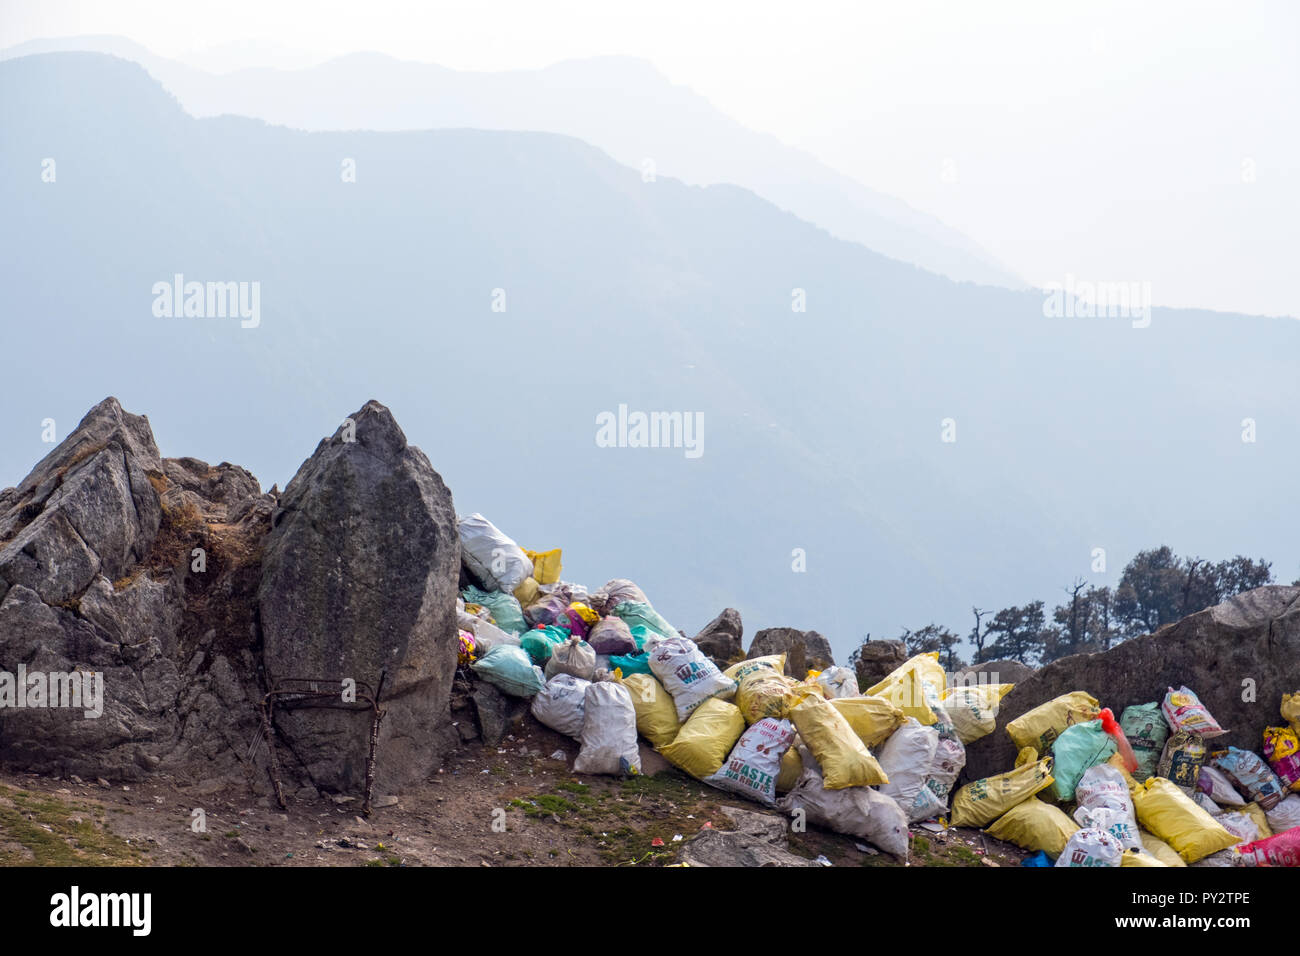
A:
[259,672,386,816]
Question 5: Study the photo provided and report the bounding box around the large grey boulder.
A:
[747,627,835,675]
[962,586,1300,781]
[693,608,743,666]
[258,401,460,793]
[954,658,1035,686]
[853,639,908,689]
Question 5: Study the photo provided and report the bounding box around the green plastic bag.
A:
[520,626,567,665]
[1051,719,1117,801]
[610,651,652,676]
[1120,702,1169,782]
[462,585,527,636]
[471,645,544,697]
[611,602,677,642]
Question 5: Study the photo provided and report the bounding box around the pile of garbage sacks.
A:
[453,513,1300,867]
[986,686,1300,867]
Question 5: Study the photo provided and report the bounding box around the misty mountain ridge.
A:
[0,34,1024,291]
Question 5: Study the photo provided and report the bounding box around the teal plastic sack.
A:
[1052,719,1117,801]
[627,625,656,650]
[471,645,544,697]
[462,585,527,636]
[611,602,677,642]
[610,651,652,676]
[520,626,567,665]
[1120,702,1169,782]
[606,625,657,674]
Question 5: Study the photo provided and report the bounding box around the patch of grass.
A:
[555,780,589,794]
[513,793,579,818]
[947,844,981,865]
[0,785,142,866]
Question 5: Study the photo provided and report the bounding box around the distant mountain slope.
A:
[0,35,1024,290]
[2,52,1297,661]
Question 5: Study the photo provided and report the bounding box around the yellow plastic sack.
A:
[724,654,785,683]
[1282,692,1300,733]
[522,548,562,585]
[1240,801,1274,839]
[830,695,905,749]
[1006,691,1100,754]
[569,602,599,626]
[986,798,1079,857]
[1264,725,1300,792]
[1121,850,1168,867]
[658,698,745,779]
[512,576,540,606]
[776,740,803,793]
[622,673,681,749]
[786,679,828,702]
[942,682,1015,744]
[1132,777,1240,863]
[866,652,946,725]
[788,693,889,789]
[1138,828,1187,867]
[735,671,800,724]
[951,757,1055,828]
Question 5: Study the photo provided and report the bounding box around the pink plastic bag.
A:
[1234,826,1300,867]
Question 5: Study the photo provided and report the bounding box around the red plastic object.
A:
[1235,826,1300,867]
[1099,708,1139,773]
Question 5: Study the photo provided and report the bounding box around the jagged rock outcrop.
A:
[852,639,908,688]
[0,398,274,780]
[963,585,1300,781]
[258,401,460,793]
[693,608,743,666]
[747,627,834,675]
[0,398,161,605]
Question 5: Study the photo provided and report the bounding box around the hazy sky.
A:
[4,0,1297,317]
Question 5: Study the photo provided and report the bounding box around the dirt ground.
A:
[0,716,1028,868]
